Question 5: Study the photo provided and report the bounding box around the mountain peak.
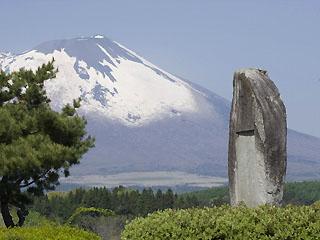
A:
[32,35,145,84]
[2,36,203,126]
[92,34,105,39]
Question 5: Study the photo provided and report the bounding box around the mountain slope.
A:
[1,35,320,185]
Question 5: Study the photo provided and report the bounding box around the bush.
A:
[23,211,57,227]
[122,202,320,240]
[73,215,133,240]
[1,211,54,228]
[68,207,114,224]
[0,225,101,240]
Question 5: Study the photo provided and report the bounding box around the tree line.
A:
[31,180,320,223]
[32,186,200,222]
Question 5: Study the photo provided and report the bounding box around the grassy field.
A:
[62,171,227,189]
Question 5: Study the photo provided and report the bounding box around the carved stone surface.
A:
[228,68,287,207]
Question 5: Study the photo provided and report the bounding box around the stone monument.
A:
[228,68,287,207]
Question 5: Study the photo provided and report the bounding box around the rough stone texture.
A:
[228,68,287,207]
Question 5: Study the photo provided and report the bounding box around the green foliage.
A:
[0,61,94,227]
[182,181,320,207]
[1,210,54,228]
[0,210,101,239]
[283,181,320,205]
[31,186,189,222]
[181,186,228,206]
[122,202,320,240]
[23,211,56,227]
[67,208,131,240]
[31,180,320,225]
[0,225,101,240]
[68,207,114,224]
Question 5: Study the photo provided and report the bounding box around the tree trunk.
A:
[0,200,15,228]
[17,207,28,227]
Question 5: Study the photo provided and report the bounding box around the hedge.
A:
[0,225,101,240]
[122,202,320,240]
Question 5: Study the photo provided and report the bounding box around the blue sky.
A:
[1,0,320,137]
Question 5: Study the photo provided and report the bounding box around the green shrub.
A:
[71,215,133,240]
[67,207,114,224]
[122,202,320,240]
[1,211,54,228]
[0,225,101,240]
[23,211,57,227]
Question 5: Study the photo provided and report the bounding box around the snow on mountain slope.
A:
[1,35,216,126]
[1,35,320,185]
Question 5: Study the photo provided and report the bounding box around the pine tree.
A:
[0,60,94,227]
[162,189,175,209]
[155,189,163,210]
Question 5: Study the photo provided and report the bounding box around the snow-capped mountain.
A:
[1,35,320,185]
[1,35,223,126]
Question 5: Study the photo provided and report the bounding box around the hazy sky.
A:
[1,0,320,137]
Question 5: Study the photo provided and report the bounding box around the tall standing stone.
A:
[228,68,287,207]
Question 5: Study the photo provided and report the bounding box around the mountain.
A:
[1,35,320,187]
